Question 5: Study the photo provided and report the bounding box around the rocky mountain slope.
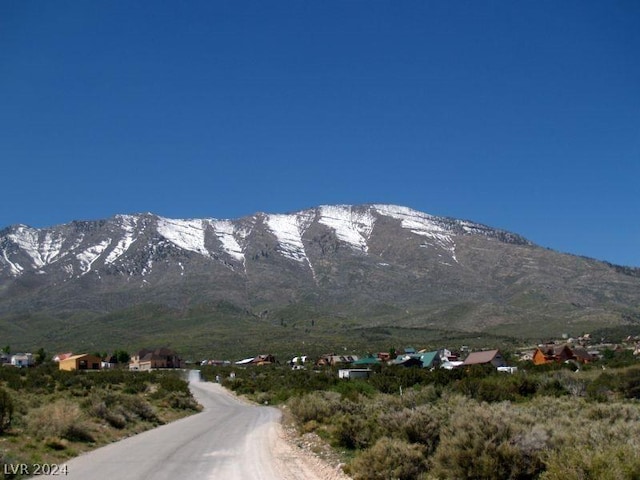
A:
[1,204,639,354]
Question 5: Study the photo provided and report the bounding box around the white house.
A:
[11,353,34,368]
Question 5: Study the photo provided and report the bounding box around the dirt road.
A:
[35,372,349,480]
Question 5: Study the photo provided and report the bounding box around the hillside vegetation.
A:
[0,365,199,479]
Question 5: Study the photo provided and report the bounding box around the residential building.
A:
[129,347,183,371]
[462,349,506,368]
[10,353,34,368]
[59,354,102,371]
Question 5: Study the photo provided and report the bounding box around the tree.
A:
[114,350,131,364]
[36,347,47,365]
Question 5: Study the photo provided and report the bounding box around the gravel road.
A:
[34,372,349,480]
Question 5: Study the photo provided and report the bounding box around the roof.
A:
[419,351,440,367]
[463,350,501,365]
[235,357,255,365]
[136,347,179,358]
[54,352,74,362]
[61,353,101,362]
[353,356,380,366]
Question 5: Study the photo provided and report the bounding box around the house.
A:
[251,354,276,366]
[59,354,102,371]
[462,350,506,368]
[392,351,441,368]
[289,356,308,369]
[101,354,118,369]
[129,347,183,371]
[10,353,34,368]
[532,344,576,366]
[571,347,594,364]
[438,348,460,362]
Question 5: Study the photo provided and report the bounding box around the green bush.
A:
[619,366,640,399]
[586,372,619,401]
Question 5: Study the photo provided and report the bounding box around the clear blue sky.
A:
[1,1,639,266]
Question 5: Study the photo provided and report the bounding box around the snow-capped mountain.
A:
[0,204,528,280]
[1,204,639,352]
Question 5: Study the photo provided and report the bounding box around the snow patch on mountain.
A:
[157,217,209,257]
[374,204,458,262]
[7,226,46,268]
[209,220,246,263]
[265,212,314,262]
[105,215,138,265]
[77,239,112,274]
[318,205,375,252]
[2,249,23,275]
[40,231,65,265]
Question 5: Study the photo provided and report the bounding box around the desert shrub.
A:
[22,368,57,394]
[392,405,443,454]
[347,437,428,480]
[156,373,190,394]
[584,401,640,423]
[334,412,381,450]
[63,422,95,442]
[163,391,200,410]
[287,391,343,423]
[0,388,14,433]
[85,392,159,426]
[104,410,128,429]
[401,384,440,406]
[451,372,539,403]
[87,397,128,429]
[45,437,68,451]
[378,405,442,454]
[28,400,94,442]
[542,444,640,480]
[431,401,545,479]
[122,372,151,394]
[122,396,159,423]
